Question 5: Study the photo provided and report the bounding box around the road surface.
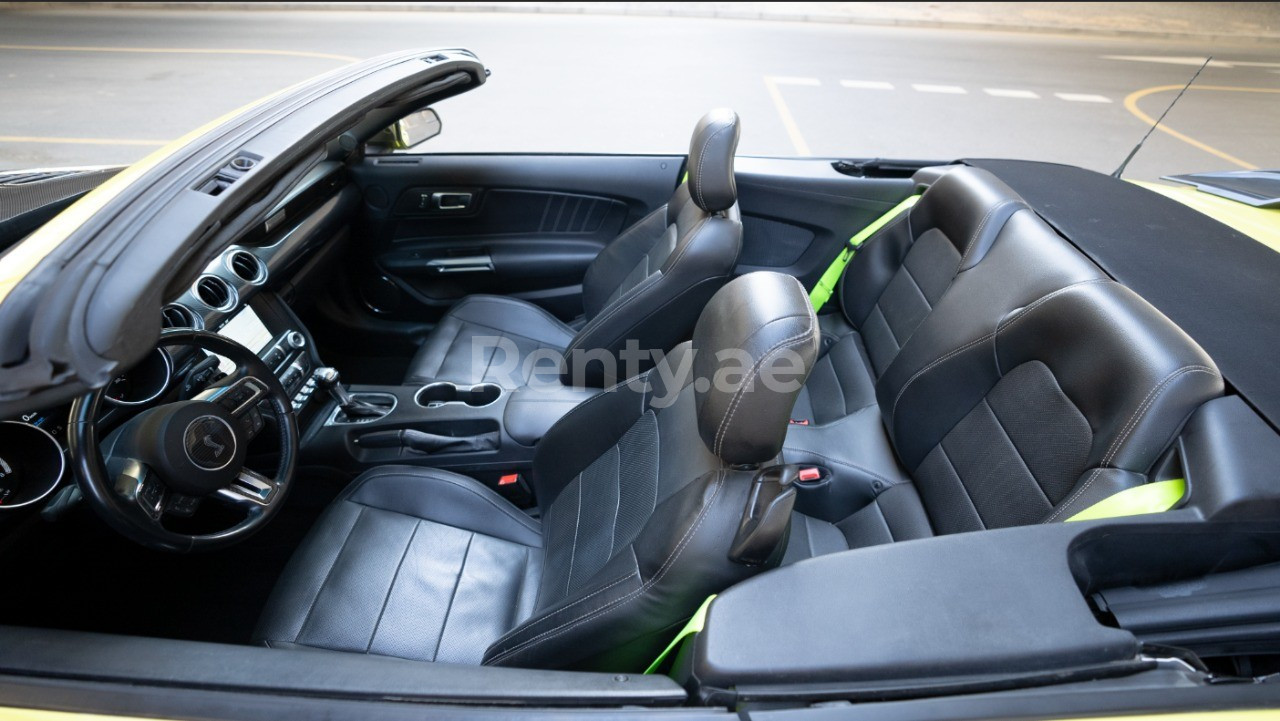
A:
[1,7,1277,179]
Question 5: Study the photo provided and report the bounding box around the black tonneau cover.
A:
[966,159,1280,431]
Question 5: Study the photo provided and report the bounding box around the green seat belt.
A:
[644,595,716,675]
[1065,478,1186,522]
[809,194,921,312]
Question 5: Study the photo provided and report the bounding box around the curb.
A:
[2,2,1278,43]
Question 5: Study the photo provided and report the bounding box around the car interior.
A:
[1,48,1279,715]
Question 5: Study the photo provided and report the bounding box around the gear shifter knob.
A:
[312,367,391,421]
[313,367,355,407]
[314,366,341,389]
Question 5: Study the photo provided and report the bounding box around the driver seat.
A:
[254,271,819,670]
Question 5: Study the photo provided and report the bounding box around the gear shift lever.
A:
[314,367,390,420]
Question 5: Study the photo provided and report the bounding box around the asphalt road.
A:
[1,8,1278,180]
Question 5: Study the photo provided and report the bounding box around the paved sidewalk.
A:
[3,2,1279,41]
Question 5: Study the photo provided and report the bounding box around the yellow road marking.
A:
[1123,84,1280,171]
[763,75,812,156]
[0,135,167,146]
[0,43,359,63]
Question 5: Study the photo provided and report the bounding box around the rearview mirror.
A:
[369,108,441,152]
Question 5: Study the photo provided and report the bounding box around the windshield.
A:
[1,4,1277,181]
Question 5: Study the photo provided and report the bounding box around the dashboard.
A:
[0,161,349,520]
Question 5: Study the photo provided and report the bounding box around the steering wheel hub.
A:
[107,400,246,496]
[183,415,238,472]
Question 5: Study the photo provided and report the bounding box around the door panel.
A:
[348,154,683,323]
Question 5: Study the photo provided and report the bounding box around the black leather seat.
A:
[789,166,1027,428]
[256,271,819,670]
[781,168,1224,561]
[404,109,744,390]
[784,167,1031,523]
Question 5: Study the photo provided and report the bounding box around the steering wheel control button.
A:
[184,416,238,471]
[167,494,200,517]
[215,377,267,416]
[238,408,265,437]
[138,477,165,519]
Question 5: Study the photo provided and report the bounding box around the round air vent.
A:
[193,275,237,312]
[225,250,266,284]
[161,303,200,330]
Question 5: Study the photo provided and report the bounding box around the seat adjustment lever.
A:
[729,465,799,567]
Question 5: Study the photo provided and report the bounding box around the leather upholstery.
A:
[253,466,543,664]
[686,108,740,213]
[780,167,1222,560]
[502,384,603,446]
[406,110,743,389]
[258,272,818,671]
[563,185,742,387]
[693,271,819,465]
[404,295,576,387]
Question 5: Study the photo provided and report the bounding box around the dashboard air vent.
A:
[193,275,236,311]
[227,250,265,284]
[161,304,199,330]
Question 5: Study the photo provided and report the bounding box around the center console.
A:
[213,295,325,427]
[219,294,601,506]
[300,380,600,503]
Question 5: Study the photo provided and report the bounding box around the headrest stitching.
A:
[712,323,815,458]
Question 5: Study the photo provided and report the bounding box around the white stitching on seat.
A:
[714,330,815,457]
[351,468,542,535]
[485,470,725,665]
[488,571,634,648]
[693,123,732,211]
[889,279,1111,422]
[958,200,1024,269]
[1044,364,1219,522]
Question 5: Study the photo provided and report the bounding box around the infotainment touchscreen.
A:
[215,306,273,373]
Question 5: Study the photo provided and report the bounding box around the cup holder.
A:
[415,382,502,409]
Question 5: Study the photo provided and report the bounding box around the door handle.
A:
[424,256,494,274]
[431,192,472,211]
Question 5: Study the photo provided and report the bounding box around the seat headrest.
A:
[688,109,741,214]
[692,272,819,465]
[909,166,1027,271]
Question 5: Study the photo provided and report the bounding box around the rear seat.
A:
[790,166,1026,425]
[782,166,1224,561]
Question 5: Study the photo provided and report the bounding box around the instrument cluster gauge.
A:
[104,348,174,406]
[0,420,65,510]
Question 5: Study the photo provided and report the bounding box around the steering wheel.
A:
[69,329,298,553]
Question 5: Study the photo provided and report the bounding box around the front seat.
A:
[256,271,819,670]
[404,109,744,390]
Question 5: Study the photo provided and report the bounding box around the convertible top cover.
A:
[967,159,1280,432]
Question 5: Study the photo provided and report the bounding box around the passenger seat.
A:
[403,109,744,389]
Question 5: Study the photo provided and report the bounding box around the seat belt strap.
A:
[1064,478,1186,522]
[809,194,921,312]
[644,595,716,675]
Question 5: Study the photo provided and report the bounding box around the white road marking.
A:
[775,76,1118,106]
[913,84,966,94]
[768,76,821,86]
[983,88,1040,99]
[1055,93,1112,103]
[1101,55,1280,69]
[841,79,894,90]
